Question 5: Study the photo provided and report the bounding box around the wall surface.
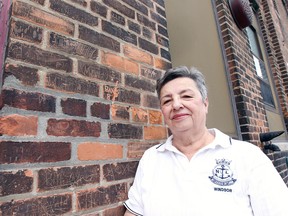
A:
[0,0,171,215]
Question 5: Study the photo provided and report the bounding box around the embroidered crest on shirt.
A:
[209,159,237,186]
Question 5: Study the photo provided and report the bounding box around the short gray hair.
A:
[156,66,208,101]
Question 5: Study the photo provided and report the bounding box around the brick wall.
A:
[0,0,171,215]
[215,0,288,186]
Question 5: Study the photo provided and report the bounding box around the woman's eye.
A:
[182,95,192,98]
[162,99,171,105]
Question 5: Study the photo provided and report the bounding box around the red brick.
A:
[131,107,148,123]
[4,63,39,86]
[108,123,142,139]
[90,1,107,17]
[103,205,126,216]
[111,104,130,121]
[61,98,87,117]
[46,73,99,97]
[10,19,43,43]
[139,37,158,55]
[149,110,163,124]
[79,25,120,52]
[12,1,74,35]
[102,0,135,19]
[2,89,56,112]
[144,126,167,140]
[0,114,38,136]
[47,119,101,137]
[155,57,172,70]
[29,0,45,5]
[125,74,155,92]
[78,60,121,84]
[50,0,98,26]
[38,165,100,191]
[0,194,72,215]
[103,85,141,105]
[101,51,139,75]
[0,141,71,164]
[78,142,123,160]
[123,45,153,65]
[77,183,127,210]
[49,33,98,60]
[91,102,110,119]
[102,20,137,45]
[127,141,158,158]
[103,161,138,181]
[8,42,73,72]
[0,170,33,197]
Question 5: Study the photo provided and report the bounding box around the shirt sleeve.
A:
[123,159,144,216]
[248,148,288,216]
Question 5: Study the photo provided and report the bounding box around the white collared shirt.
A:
[124,129,288,216]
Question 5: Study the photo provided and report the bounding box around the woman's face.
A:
[160,77,209,134]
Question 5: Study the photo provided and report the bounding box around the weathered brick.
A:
[111,104,130,121]
[4,63,39,86]
[156,34,169,48]
[103,85,141,105]
[155,57,172,70]
[0,194,72,215]
[103,161,138,181]
[8,42,73,72]
[123,45,153,65]
[10,19,43,43]
[111,11,125,26]
[158,25,168,37]
[127,141,158,158]
[49,33,98,60]
[141,66,162,80]
[91,102,110,119]
[0,170,33,197]
[78,60,121,84]
[102,20,137,45]
[151,11,167,27]
[139,0,153,8]
[38,165,100,191]
[78,142,123,160]
[50,0,98,26]
[46,73,99,97]
[122,0,148,15]
[137,13,156,30]
[103,205,126,216]
[108,123,142,139]
[79,25,120,52]
[71,0,88,7]
[144,126,167,140]
[91,1,107,17]
[125,74,155,92]
[103,0,135,19]
[131,107,148,123]
[47,119,101,137]
[2,89,56,112]
[156,5,166,17]
[13,1,74,35]
[29,0,45,5]
[161,48,171,61]
[139,38,158,55]
[61,98,87,117]
[77,183,127,210]
[142,27,153,40]
[0,141,71,164]
[128,20,141,34]
[101,51,139,75]
[153,0,165,7]
[149,110,163,124]
[142,94,160,109]
[0,114,38,136]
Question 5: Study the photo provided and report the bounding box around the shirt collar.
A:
[156,128,232,153]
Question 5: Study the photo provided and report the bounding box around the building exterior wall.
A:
[0,0,171,215]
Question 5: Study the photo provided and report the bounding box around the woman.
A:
[124,66,288,216]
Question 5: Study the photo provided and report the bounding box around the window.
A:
[246,26,275,107]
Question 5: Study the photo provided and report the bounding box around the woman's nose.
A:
[172,98,183,110]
